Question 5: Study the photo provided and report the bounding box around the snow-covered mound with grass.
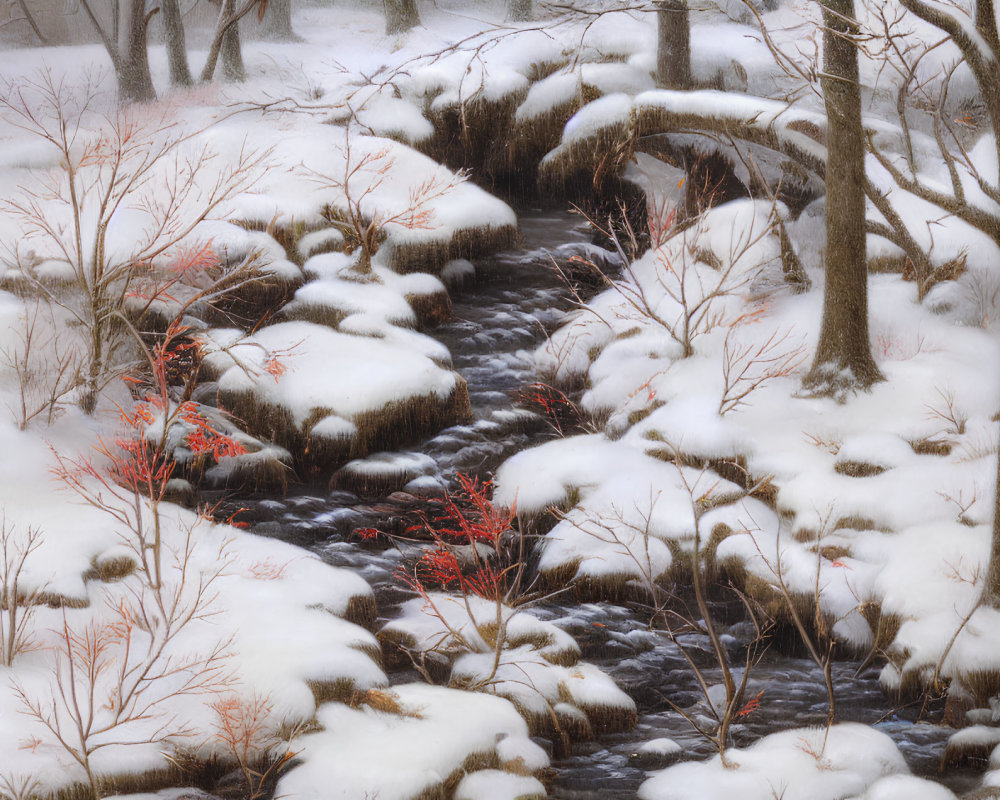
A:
[275,683,548,800]
[380,592,636,735]
[200,320,469,468]
[0,415,384,797]
[495,184,1000,700]
[637,724,955,800]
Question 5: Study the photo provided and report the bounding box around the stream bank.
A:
[220,211,975,799]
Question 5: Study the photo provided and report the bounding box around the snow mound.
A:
[276,684,542,800]
[638,724,910,800]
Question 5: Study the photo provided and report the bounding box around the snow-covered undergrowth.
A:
[0,418,385,796]
[493,182,1000,712]
[1,0,997,797]
[0,7,558,797]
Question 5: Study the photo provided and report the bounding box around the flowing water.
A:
[226,212,975,798]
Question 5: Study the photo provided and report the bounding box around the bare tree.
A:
[384,0,420,35]
[78,0,157,104]
[256,0,296,40]
[2,0,50,44]
[0,72,268,414]
[506,0,532,22]
[985,441,1000,606]
[15,530,233,800]
[656,0,692,89]
[300,125,466,275]
[802,0,883,395]
[161,0,194,87]
[0,519,44,667]
[202,0,263,83]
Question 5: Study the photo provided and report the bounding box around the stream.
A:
[224,212,975,799]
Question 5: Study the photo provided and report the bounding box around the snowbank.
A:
[201,321,470,468]
[638,724,951,800]
[276,683,547,800]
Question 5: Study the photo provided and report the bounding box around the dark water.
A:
[228,213,974,799]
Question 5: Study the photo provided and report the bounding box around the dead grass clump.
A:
[910,437,953,456]
[218,381,472,474]
[92,553,138,582]
[552,703,593,741]
[329,466,415,497]
[279,301,350,331]
[833,460,887,478]
[941,731,1000,770]
[50,765,187,800]
[204,271,302,329]
[510,90,596,170]
[580,702,638,736]
[538,119,634,198]
[348,381,472,459]
[423,92,526,188]
[215,389,298,456]
[405,289,453,328]
[867,606,900,654]
[202,449,293,495]
[831,514,882,532]
[344,594,378,631]
[385,223,518,275]
[377,628,421,672]
[308,677,362,705]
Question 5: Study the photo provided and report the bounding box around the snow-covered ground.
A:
[0,0,998,798]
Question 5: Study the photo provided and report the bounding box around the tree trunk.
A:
[506,0,532,21]
[656,0,691,90]
[202,0,234,82]
[986,443,1000,607]
[161,0,193,86]
[802,0,883,394]
[117,0,157,104]
[383,0,420,35]
[221,16,246,81]
[12,0,49,44]
[257,0,296,40]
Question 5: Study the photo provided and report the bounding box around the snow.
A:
[855,775,957,800]
[381,592,634,726]
[638,738,684,758]
[516,72,582,123]
[4,0,1000,796]
[205,319,458,426]
[286,265,419,328]
[638,724,911,800]
[454,770,546,800]
[560,92,634,146]
[275,684,541,800]
[0,413,384,795]
[496,734,551,772]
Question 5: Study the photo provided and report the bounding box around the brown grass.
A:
[405,289,453,329]
[384,223,518,275]
[344,593,378,631]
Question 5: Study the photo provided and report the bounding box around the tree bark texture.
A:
[118,0,157,104]
[506,0,532,21]
[656,0,691,90]
[803,0,883,393]
[384,0,420,35]
[221,17,247,81]
[986,443,1000,607]
[257,0,296,40]
[161,0,193,86]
